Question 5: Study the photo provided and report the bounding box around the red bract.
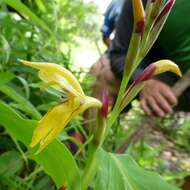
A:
[132,0,145,36]
[154,0,175,25]
[100,91,109,118]
[124,63,156,98]
[59,186,66,190]
[133,63,156,85]
[72,132,83,143]
[136,20,145,37]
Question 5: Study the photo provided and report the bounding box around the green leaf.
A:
[0,71,15,86]
[95,149,180,190]
[0,84,41,120]
[16,76,30,100]
[35,0,46,13]
[4,0,53,36]
[0,101,81,190]
[0,34,10,65]
[0,151,24,177]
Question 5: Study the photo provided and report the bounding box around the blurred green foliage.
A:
[0,0,98,189]
[118,101,190,186]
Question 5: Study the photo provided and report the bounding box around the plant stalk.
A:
[81,113,106,190]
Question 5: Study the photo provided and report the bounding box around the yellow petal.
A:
[31,96,102,154]
[132,0,145,23]
[79,96,102,113]
[38,70,81,97]
[30,100,80,149]
[154,59,182,77]
[19,60,84,97]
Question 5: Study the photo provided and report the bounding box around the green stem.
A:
[106,74,130,130]
[12,137,29,170]
[107,32,141,131]
[81,144,98,190]
[81,113,106,190]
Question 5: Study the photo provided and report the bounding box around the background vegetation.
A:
[0,0,99,189]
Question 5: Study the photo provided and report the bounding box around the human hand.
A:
[140,79,177,117]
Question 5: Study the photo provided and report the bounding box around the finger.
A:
[160,86,177,106]
[146,96,165,117]
[140,99,151,115]
[153,94,173,114]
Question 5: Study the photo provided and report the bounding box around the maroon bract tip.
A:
[100,91,109,118]
[72,132,84,144]
[135,20,145,37]
[59,186,66,190]
[123,64,156,99]
[134,63,156,85]
[154,0,175,25]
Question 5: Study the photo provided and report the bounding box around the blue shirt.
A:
[101,0,124,38]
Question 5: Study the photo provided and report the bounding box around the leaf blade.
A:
[0,100,81,190]
[95,149,180,190]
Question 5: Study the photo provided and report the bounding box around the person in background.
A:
[94,0,190,117]
[89,0,124,106]
[100,0,124,47]
[110,0,190,115]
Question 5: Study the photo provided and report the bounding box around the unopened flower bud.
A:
[132,0,145,35]
[100,91,109,118]
[154,0,175,25]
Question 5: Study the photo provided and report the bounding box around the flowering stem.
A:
[107,32,141,132]
[106,0,146,131]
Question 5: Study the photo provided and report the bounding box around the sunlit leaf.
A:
[0,100,81,190]
[0,71,15,86]
[95,149,180,190]
[0,85,41,119]
[0,151,23,177]
[4,0,53,36]
[35,0,46,13]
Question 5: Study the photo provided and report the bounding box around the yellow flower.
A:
[154,59,182,77]
[19,60,102,154]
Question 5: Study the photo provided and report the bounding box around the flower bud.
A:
[100,91,109,118]
[132,0,145,35]
[134,64,156,85]
[120,60,181,112]
[134,59,181,86]
[154,0,175,25]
